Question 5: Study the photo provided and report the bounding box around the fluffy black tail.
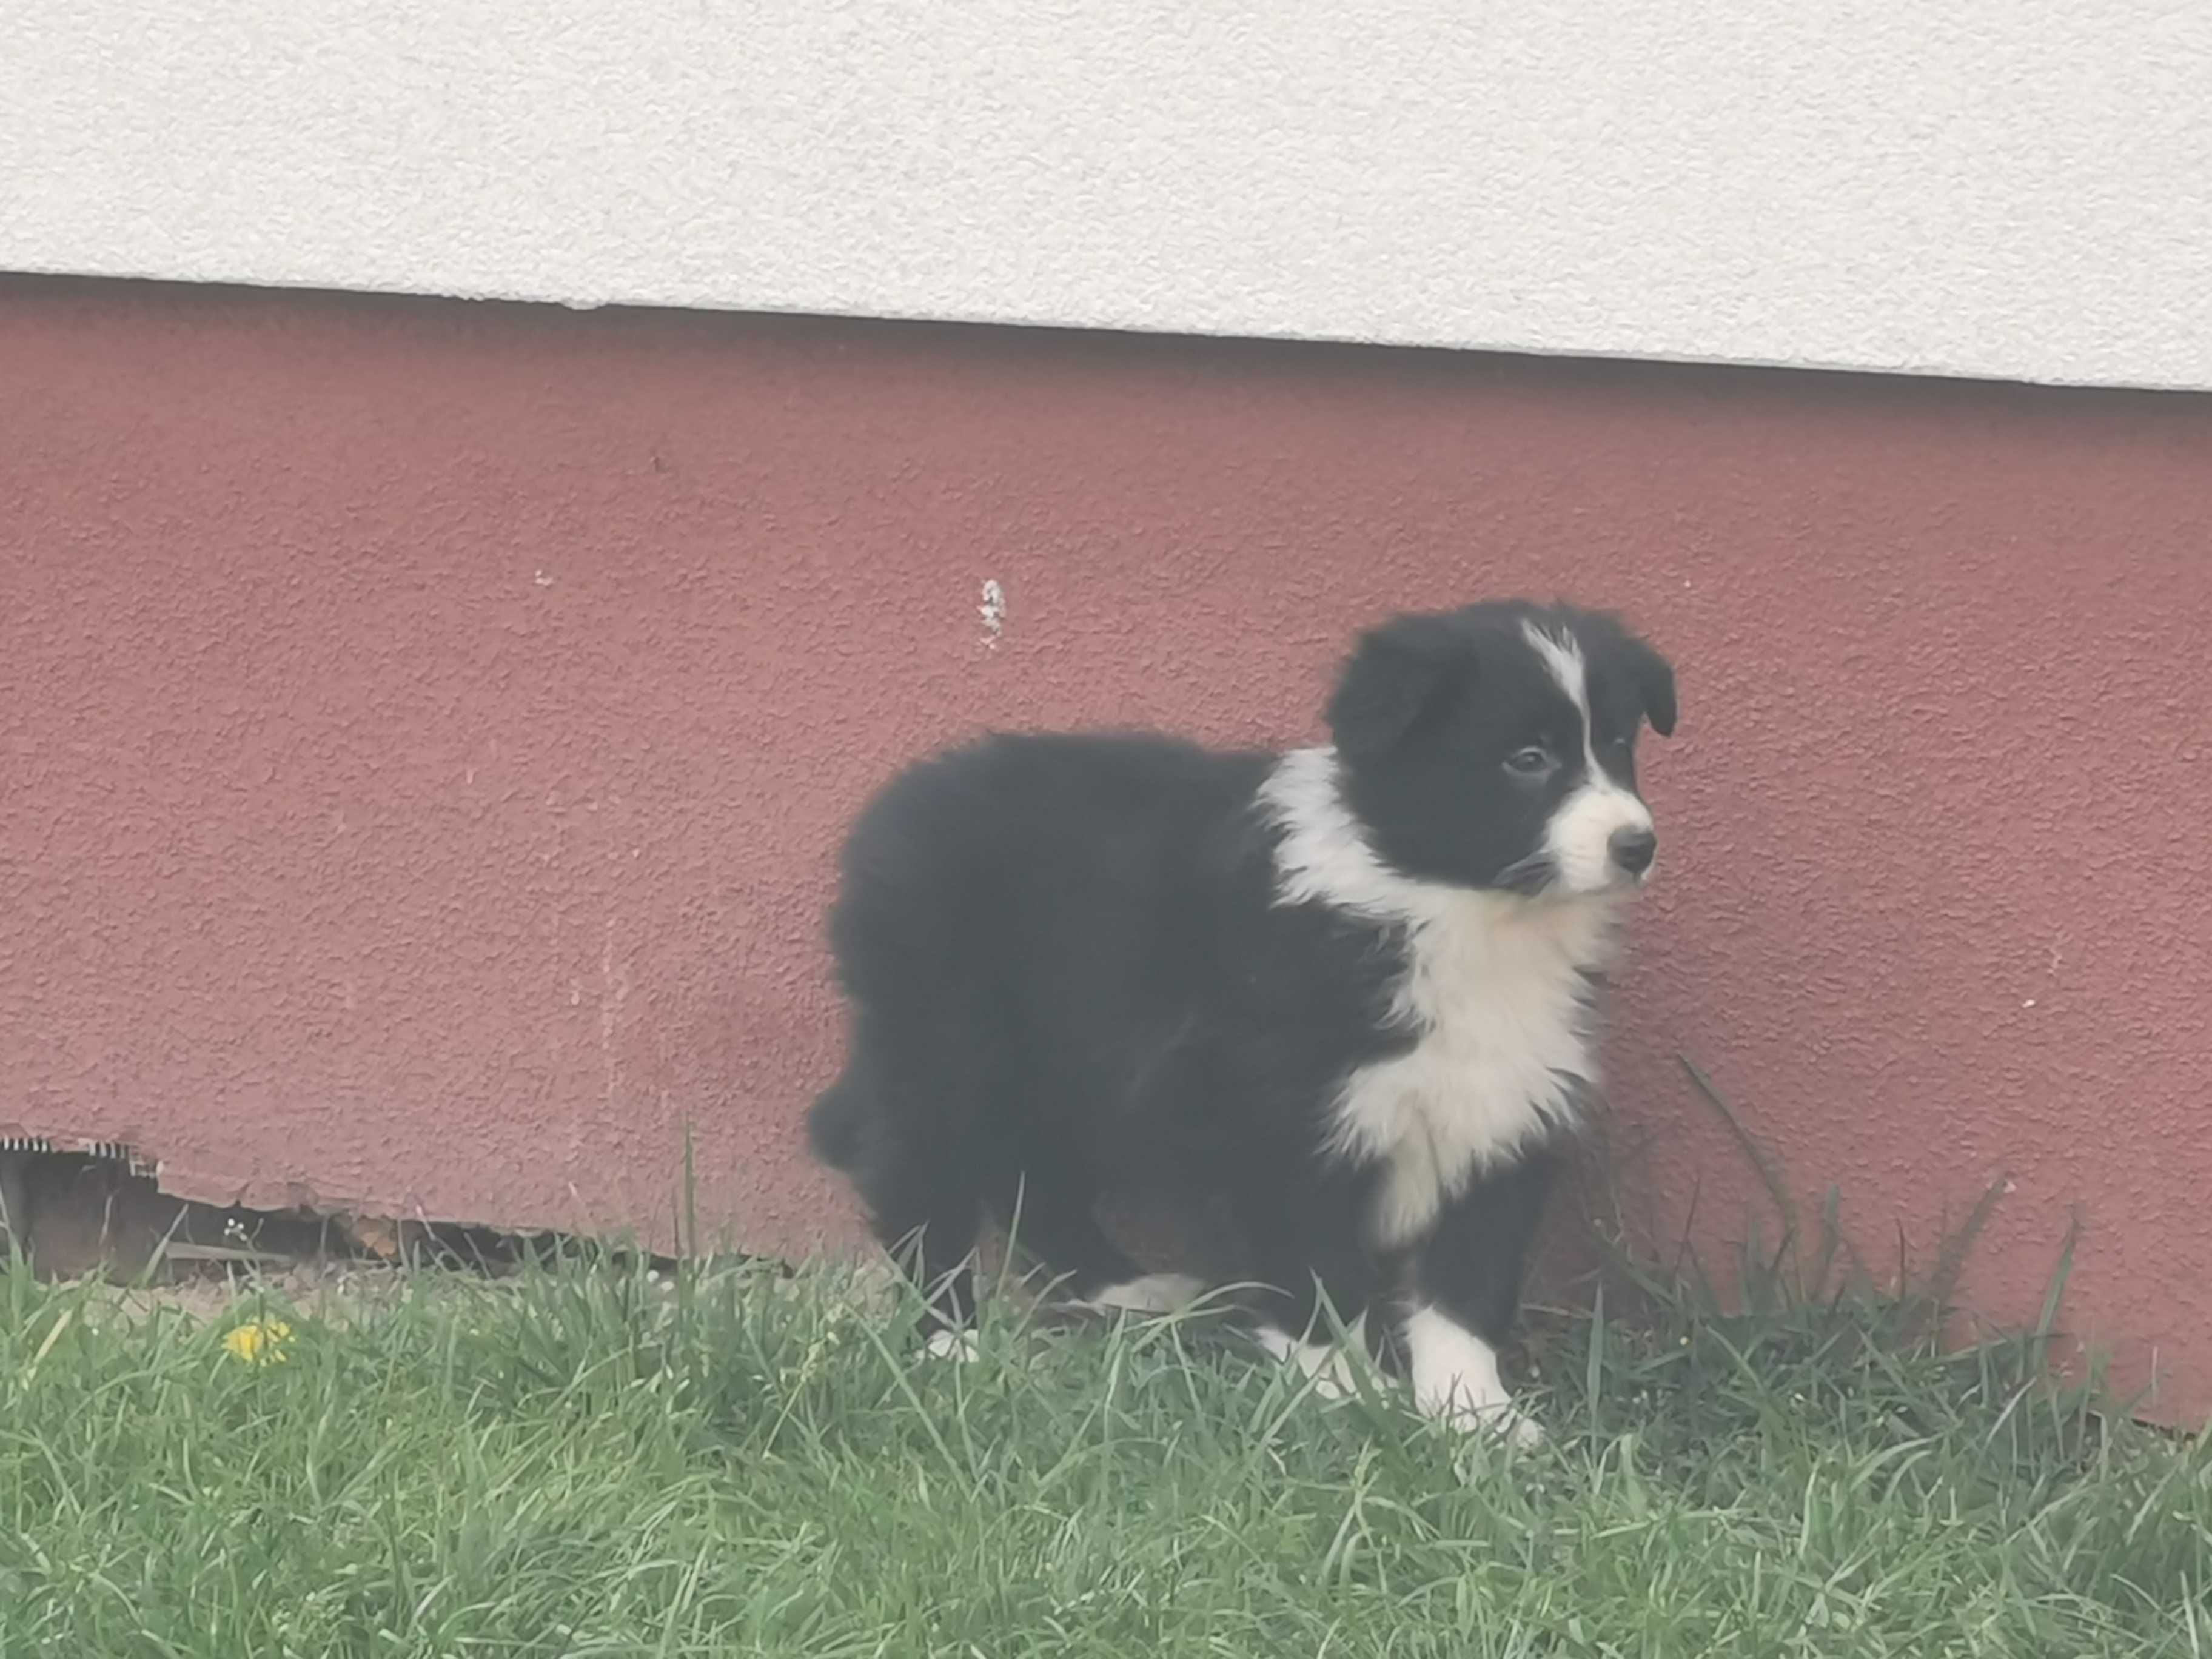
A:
[805,1074,864,1171]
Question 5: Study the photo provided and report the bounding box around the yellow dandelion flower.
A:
[221,1317,293,1366]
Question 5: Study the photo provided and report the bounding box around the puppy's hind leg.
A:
[990,1171,1205,1316]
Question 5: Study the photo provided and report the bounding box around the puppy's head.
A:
[1325,600,1677,899]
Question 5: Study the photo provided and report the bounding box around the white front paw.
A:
[1255,1322,1366,1401]
[1403,1307,1540,1449]
[922,1329,979,1363]
[1438,1397,1546,1449]
[1417,1375,1544,1448]
[1079,1273,1208,1315]
[1309,1346,1362,1401]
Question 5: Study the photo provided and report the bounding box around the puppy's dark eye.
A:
[1506,746,1553,777]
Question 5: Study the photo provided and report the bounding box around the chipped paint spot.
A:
[978,578,1007,648]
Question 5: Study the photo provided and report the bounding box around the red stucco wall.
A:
[4,279,2208,1421]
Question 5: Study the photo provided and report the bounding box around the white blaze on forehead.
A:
[1522,621,1591,720]
[1521,620,1652,893]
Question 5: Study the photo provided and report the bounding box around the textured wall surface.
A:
[4,1,2211,390]
[2,279,2209,1422]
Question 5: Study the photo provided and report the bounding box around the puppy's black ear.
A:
[1326,614,1470,756]
[1627,637,1677,737]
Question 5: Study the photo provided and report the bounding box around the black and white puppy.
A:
[807,599,1675,1445]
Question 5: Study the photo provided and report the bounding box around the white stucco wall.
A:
[4,1,2209,390]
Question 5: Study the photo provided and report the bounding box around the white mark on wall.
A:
[978,579,1007,649]
[534,569,554,588]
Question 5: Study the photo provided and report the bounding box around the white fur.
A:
[1078,1273,1206,1315]
[922,1329,979,1362]
[1254,1315,1367,1399]
[1404,1302,1544,1447]
[1261,747,1621,1247]
[1523,622,1654,894]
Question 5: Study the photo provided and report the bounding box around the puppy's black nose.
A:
[1609,826,1657,876]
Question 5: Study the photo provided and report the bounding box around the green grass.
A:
[0,1251,2205,1659]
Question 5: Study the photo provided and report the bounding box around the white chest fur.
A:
[1334,894,1611,1245]
[1259,747,1621,1249]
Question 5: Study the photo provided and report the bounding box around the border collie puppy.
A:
[807,600,1675,1445]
